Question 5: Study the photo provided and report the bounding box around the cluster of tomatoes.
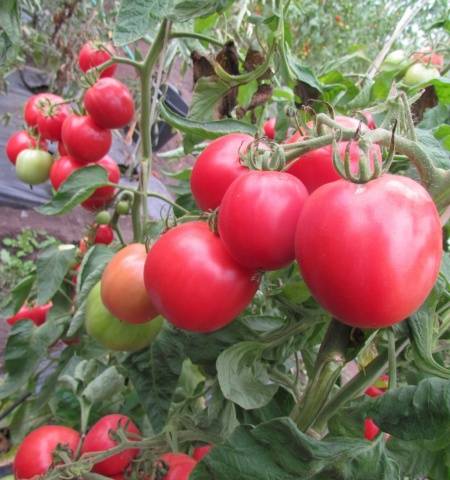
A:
[13,412,211,479]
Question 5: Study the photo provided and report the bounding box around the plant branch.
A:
[170,31,224,47]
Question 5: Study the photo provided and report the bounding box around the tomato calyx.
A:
[240,137,286,171]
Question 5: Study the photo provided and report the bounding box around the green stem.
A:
[147,192,190,215]
[170,31,224,47]
[131,193,142,242]
[95,55,142,74]
[387,329,397,390]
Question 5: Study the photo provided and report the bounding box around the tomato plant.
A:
[23,93,59,128]
[78,41,117,78]
[36,99,70,142]
[94,224,114,245]
[403,62,440,86]
[156,453,197,480]
[49,155,83,190]
[192,445,212,461]
[5,130,47,165]
[15,148,53,185]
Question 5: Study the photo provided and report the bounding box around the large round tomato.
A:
[286,116,381,194]
[13,425,80,479]
[85,282,163,351]
[156,453,197,480]
[94,224,114,245]
[37,99,70,141]
[78,42,117,77]
[5,130,47,165]
[101,244,158,324]
[50,155,84,190]
[61,115,112,164]
[295,174,442,329]
[7,303,52,327]
[403,62,440,86]
[84,78,135,129]
[81,414,140,476]
[16,149,53,185]
[23,93,59,128]
[218,171,308,270]
[81,155,120,211]
[190,133,253,211]
[144,221,259,332]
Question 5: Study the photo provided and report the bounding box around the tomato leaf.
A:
[431,76,450,105]
[416,128,450,169]
[0,274,35,317]
[172,0,234,21]
[189,77,231,121]
[82,366,125,406]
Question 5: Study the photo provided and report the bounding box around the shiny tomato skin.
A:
[263,118,276,139]
[7,303,52,327]
[5,131,47,165]
[78,42,117,78]
[219,171,308,270]
[81,155,120,211]
[37,100,70,141]
[13,425,80,479]
[190,133,252,211]
[50,155,84,190]
[94,225,114,245]
[144,221,259,332]
[364,418,380,441]
[15,149,53,185]
[365,386,384,398]
[157,453,197,480]
[192,445,212,461]
[58,142,67,156]
[81,414,140,476]
[23,93,59,128]
[295,174,442,329]
[84,78,135,129]
[101,244,159,324]
[62,115,112,164]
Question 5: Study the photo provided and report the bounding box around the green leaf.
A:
[416,128,450,169]
[0,0,20,42]
[418,104,450,129]
[36,166,109,216]
[173,0,233,22]
[36,245,77,304]
[82,366,125,406]
[189,77,231,121]
[431,76,450,105]
[0,274,35,317]
[284,47,322,93]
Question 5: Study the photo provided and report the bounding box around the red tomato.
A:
[101,244,159,324]
[58,142,68,156]
[365,386,384,398]
[263,118,276,139]
[219,171,308,270]
[79,237,89,254]
[144,221,259,332]
[192,444,212,461]
[50,155,84,190]
[78,41,117,77]
[156,453,197,480]
[81,414,140,476]
[412,51,444,70]
[375,374,389,391]
[23,93,59,128]
[62,115,112,164]
[6,303,52,327]
[5,130,47,165]
[362,111,376,129]
[14,425,80,479]
[295,174,442,328]
[84,78,135,129]
[94,224,114,245]
[190,133,252,210]
[37,99,70,141]
[364,418,380,441]
[286,116,381,193]
[81,155,120,211]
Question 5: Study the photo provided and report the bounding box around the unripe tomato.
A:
[383,49,407,67]
[190,133,253,211]
[116,200,130,215]
[144,221,259,332]
[81,414,140,476]
[49,155,84,190]
[6,303,52,326]
[295,174,442,329]
[263,118,276,139]
[219,171,308,270]
[5,130,47,165]
[84,78,135,129]
[81,155,120,211]
[192,444,212,461]
[403,62,440,86]
[101,244,159,324]
[364,418,380,441]
[13,425,80,479]
[23,93,59,128]
[94,224,114,245]
[16,149,53,185]
[37,98,70,141]
[61,115,112,164]
[85,283,163,351]
[78,41,117,77]
[95,210,112,225]
[156,453,197,480]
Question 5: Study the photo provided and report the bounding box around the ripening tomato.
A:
[62,115,112,164]
[94,224,114,245]
[6,303,52,326]
[78,41,117,78]
[190,133,253,210]
[156,453,197,480]
[362,111,376,130]
[403,62,440,86]
[192,445,212,461]
[365,386,384,398]
[412,51,444,70]
[219,171,308,270]
[81,155,120,211]
[37,99,70,141]
[50,155,84,190]
[23,93,59,128]
[295,174,442,329]
[144,221,259,332]
[263,118,276,139]
[364,418,380,441]
[101,244,159,324]
[13,425,80,479]
[286,116,381,194]
[85,282,163,351]
[84,78,135,129]
[16,149,53,185]
[5,130,47,165]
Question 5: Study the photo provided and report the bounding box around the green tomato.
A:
[116,200,130,215]
[403,63,440,86]
[85,282,163,352]
[15,149,53,185]
[95,210,112,225]
[384,49,407,66]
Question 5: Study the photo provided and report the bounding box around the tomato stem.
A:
[387,329,397,390]
[170,31,224,47]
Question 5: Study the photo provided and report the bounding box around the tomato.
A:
[116,200,130,215]
[95,210,112,225]
[50,155,84,190]
[190,133,253,211]
[78,41,117,78]
[364,418,380,441]
[286,116,381,194]
[361,111,376,130]
[6,303,52,327]
[144,221,259,332]
[219,171,308,270]
[192,444,212,461]
[5,130,47,165]
[101,244,159,324]
[383,50,407,67]
[412,51,444,70]
[295,174,442,329]
[84,78,135,129]
[94,225,114,245]
[365,386,384,398]
[156,453,197,480]
[58,142,67,156]
[37,99,70,141]
[13,425,80,479]
[61,115,112,164]
[263,118,276,139]
[81,155,120,211]
[79,237,89,254]
[403,62,440,86]
[16,149,53,185]
[81,414,140,476]
[23,93,59,128]
[85,282,163,351]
